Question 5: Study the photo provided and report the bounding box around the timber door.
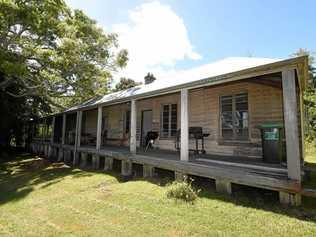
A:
[141,110,153,147]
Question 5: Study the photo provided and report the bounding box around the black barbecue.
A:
[175,127,210,154]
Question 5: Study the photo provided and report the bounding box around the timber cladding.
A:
[135,80,284,157]
[136,93,181,147]
[195,81,284,157]
[102,103,129,139]
[81,80,286,158]
[82,109,98,137]
[82,103,129,143]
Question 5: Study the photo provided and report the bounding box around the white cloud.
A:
[112,1,201,83]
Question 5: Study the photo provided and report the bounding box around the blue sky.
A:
[66,0,315,81]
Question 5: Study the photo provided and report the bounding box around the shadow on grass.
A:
[0,151,128,206]
[0,152,100,205]
[1,151,316,224]
[137,172,316,223]
[1,187,34,204]
[305,162,316,172]
[189,176,316,223]
[302,161,316,194]
[117,165,316,223]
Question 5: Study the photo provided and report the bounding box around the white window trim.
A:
[160,103,177,138]
[219,92,250,141]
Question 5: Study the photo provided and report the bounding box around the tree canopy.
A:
[0,0,128,146]
[293,48,316,141]
[113,77,141,92]
[0,0,128,110]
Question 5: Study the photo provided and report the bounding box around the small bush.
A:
[166,179,199,203]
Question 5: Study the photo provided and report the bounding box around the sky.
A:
[65,0,316,83]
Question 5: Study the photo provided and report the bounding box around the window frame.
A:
[219,92,250,141]
[160,103,178,138]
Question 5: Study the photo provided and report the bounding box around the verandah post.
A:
[73,111,81,166]
[51,116,55,144]
[180,88,189,161]
[48,116,55,159]
[96,105,103,150]
[60,113,67,162]
[130,99,137,154]
[282,69,301,182]
[61,113,66,145]
[281,68,302,206]
[77,111,82,148]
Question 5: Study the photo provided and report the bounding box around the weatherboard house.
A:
[28,56,308,206]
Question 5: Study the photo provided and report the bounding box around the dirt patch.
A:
[21,158,51,171]
[50,162,68,168]
[168,229,187,237]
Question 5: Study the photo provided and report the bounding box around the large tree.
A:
[0,0,128,109]
[0,0,128,147]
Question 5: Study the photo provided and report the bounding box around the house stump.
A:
[104,157,113,171]
[216,179,232,195]
[143,164,155,178]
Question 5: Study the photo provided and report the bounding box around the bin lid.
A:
[257,122,284,129]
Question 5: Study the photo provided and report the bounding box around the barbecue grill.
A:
[175,127,210,154]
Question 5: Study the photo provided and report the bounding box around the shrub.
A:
[166,179,199,203]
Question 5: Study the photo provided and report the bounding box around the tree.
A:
[293,48,316,87]
[0,0,128,147]
[113,77,141,92]
[0,0,128,110]
[292,48,316,140]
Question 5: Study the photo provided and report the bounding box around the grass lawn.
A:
[306,153,316,164]
[305,143,316,165]
[303,142,316,195]
[1,153,316,237]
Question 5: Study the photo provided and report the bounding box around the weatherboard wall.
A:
[79,79,289,158]
[133,80,285,157]
[190,81,284,157]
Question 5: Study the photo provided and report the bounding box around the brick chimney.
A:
[144,73,156,85]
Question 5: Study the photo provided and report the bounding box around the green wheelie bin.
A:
[257,123,284,164]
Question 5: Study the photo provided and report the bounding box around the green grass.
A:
[305,141,316,165]
[1,153,316,237]
[303,141,316,194]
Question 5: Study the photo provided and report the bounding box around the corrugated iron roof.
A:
[66,57,284,112]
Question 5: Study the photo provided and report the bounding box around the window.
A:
[161,104,177,138]
[125,110,130,133]
[220,93,248,140]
